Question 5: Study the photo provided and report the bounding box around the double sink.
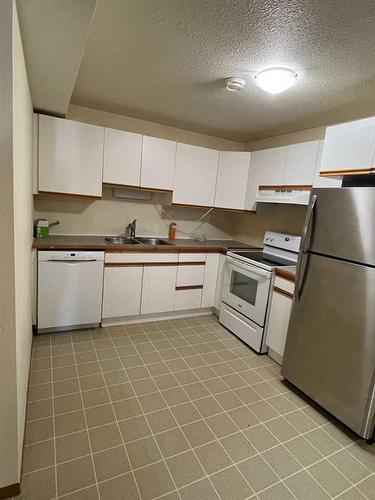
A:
[104,236,172,246]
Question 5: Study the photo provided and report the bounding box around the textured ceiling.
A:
[27,0,375,142]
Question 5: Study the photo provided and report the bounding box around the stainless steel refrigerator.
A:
[282,187,375,439]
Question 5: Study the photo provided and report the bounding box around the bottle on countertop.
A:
[168,222,177,240]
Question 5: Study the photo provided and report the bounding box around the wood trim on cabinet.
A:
[171,202,213,209]
[103,182,172,193]
[105,261,205,268]
[274,286,294,299]
[213,206,256,213]
[175,285,204,291]
[320,168,373,176]
[0,483,20,499]
[258,185,312,191]
[36,190,101,200]
[275,268,296,282]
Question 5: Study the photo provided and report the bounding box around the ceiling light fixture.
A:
[225,77,246,91]
[254,67,297,94]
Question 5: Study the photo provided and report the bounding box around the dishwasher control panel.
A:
[38,251,105,262]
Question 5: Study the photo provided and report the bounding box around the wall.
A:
[0,0,19,490]
[13,0,33,469]
[245,125,326,151]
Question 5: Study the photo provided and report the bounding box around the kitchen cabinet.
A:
[38,115,104,197]
[284,141,320,186]
[103,127,143,187]
[102,266,143,319]
[214,152,251,210]
[141,265,178,314]
[202,253,220,308]
[176,265,205,287]
[173,143,219,207]
[267,275,295,364]
[320,117,375,175]
[214,254,226,311]
[313,141,342,188]
[174,289,202,311]
[141,136,176,191]
[245,146,288,210]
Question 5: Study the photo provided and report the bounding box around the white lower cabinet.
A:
[266,276,295,363]
[174,289,202,311]
[102,266,143,318]
[176,265,205,287]
[202,253,220,308]
[141,265,178,314]
[214,254,226,310]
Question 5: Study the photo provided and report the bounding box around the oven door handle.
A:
[225,256,271,279]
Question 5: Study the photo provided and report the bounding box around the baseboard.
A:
[0,483,20,499]
[267,347,283,366]
[102,308,214,327]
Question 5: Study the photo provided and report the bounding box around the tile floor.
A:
[16,315,375,500]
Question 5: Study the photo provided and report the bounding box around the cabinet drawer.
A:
[178,253,206,262]
[174,289,202,311]
[274,276,295,294]
[176,265,205,287]
[105,253,178,264]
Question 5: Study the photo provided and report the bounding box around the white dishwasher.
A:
[37,251,104,333]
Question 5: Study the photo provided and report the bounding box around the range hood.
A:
[255,185,311,206]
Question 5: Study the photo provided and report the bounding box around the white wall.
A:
[12,0,34,469]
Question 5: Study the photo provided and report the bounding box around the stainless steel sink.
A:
[104,237,140,245]
[136,237,172,246]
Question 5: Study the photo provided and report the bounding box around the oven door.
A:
[221,256,272,326]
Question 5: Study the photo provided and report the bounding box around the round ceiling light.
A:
[225,77,246,91]
[254,67,297,94]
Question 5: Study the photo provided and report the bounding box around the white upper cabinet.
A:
[320,117,375,174]
[284,141,320,186]
[141,136,176,191]
[245,146,288,210]
[103,128,143,186]
[38,115,104,197]
[214,152,251,210]
[313,141,342,188]
[173,144,219,207]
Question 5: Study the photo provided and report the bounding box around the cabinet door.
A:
[266,290,293,360]
[173,144,219,207]
[174,289,202,311]
[141,136,176,191]
[176,265,205,287]
[320,117,375,173]
[141,265,177,314]
[284,141,320,186]
[38,115,104,197]
[214,152,250,209]
[102,266,143,318]
[103,128,142,186]
[245,146,288,210]
[313,141,342,188]
[202,253,220,308]
[214,254,226,310]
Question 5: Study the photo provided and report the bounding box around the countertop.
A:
[32,236,255,253]
[275,266,297,282]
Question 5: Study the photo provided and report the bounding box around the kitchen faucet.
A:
[125,219,137,238]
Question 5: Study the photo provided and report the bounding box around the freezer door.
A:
[304,187,375,266]
[282,253,375,438]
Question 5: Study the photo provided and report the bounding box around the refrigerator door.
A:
[305,187,375,266]
[282,252,375,438]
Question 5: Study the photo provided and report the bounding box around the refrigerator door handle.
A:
[295,252,309,302]
[301,194,317,252]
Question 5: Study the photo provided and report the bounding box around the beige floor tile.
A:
[265,417,300,442]
[166,358,189,372]
[248,400,279,421]
[118,415,151,443]
[258,482,295,500]
[183,381,210,400]
[103,369,128,386]
[267,394,298,414]
[57,455,95,496]
[179,478,219,499]
[55,410,86,437]
[126,435,162,468]
[113,397,142,420]
[29,369,52,386]
[61,485,99,500]
[99,472,140,500]
[285,470,330,499]
[194,395,222,418]
[31,357,51,371]
[24,417,54,444]
[54,392,82,414]
[166,450,205,487]
[347,441,375,470]
[357,474,375,499]
[19,466,55,500]
[221,373,247,390]
[75,351,97,364]
[107,382,134,401]
[79,373,105,391]
[162,387,189,406]
[53,365,77,381]
[244,424,279,452]
[206,412,238,438]
[22,439,54,473]
[139,392,167,413]
[215,390,243,410]
[26,399,53,421]
[305,428,343,456]
[336,487,368,500]
[195,441,232,474]
[238,455,279,493]
[233,386,262,405]
[93,445,130,482]
[56,430,90,463]
[182,419,215,448]
[28,383,52,402]
[86,403,115,428]
[220,431,257,462]
[82,387,110,408]
[53,377,79,397]
[194,366,217,380]
[262,444,302,479]
[155,428,190,458]
[100,357,123,372]
[132,377,158,395]
[329,449,370,483]
[228,406,259,430]
[170,401,201,426]
[285,409,319,433]
[134,461,175,500]
[284,436,323,467]
[77,361,101,377]
[308,459,352,497]
[89,422,122,452]
[73,341,94,353]
[121,354,143,368]
[146,408,177,433]
[53,353,75,368]
[211,465,253,500]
